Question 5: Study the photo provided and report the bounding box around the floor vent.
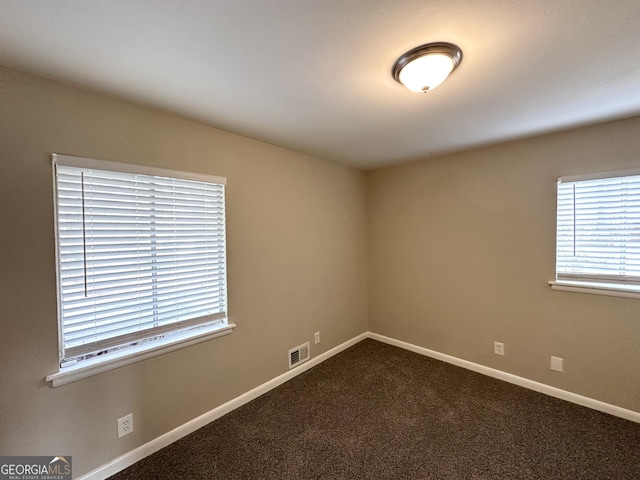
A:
[288,341,310,369]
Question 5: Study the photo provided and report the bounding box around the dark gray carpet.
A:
[108,339,640,479]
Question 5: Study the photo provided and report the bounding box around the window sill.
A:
[548,280,640,299]
[46,322,236,387]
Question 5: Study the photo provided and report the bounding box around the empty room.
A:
[1,1,639,479]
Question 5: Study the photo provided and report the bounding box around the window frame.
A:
[46,154,234,386]
[549,168,640,299]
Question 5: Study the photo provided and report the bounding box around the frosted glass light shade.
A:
[398,54,455,92]
[392,42,462,93]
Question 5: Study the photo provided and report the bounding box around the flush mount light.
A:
[392,42,462,93]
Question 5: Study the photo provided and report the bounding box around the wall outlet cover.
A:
[551,356,563,372]
[117,413,134,438]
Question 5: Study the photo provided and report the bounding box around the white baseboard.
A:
[368,332,640,424]
[78,332,368,480]
[79,330,639,479]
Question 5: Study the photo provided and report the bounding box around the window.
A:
[551,169,640,298]
[48,154,232,385]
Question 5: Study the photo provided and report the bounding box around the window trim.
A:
[557,168,640,184]
[47,154,233,386]
[52,154,227,185]
[46,322,236,387]
[548,280,640,299]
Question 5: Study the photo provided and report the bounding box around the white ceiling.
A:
[1,1,639,169]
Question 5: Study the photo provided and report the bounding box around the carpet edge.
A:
[368,332,640,424]
[77,332,369,480]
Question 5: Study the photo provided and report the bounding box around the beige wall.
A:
[368,116,640,412]
[3,63,640,478]
[0,66,368,477]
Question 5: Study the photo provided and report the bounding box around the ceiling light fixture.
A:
[392,42,462,93]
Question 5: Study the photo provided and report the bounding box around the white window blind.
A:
[53,154,228,366]
[556,172,640,285]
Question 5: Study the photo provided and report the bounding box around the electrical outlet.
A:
[551,356,563,372]
[314,331,320,344]
[117,413,133,438]
[494,342,504,356]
